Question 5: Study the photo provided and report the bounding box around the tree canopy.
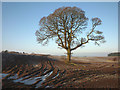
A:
[35,7,105,62]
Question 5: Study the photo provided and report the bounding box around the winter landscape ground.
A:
[1,52,119,89]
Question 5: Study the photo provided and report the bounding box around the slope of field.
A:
[1,52,119,88]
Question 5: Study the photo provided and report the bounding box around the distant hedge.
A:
[108,52,120,56]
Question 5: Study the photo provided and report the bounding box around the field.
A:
[1,52,119,89]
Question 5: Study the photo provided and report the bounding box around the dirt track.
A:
[1,52,119,88]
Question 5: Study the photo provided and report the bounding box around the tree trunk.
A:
[67,49,71,62]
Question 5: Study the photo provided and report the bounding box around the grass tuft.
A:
[64,61,77,66]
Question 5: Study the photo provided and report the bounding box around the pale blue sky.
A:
[2,2,118,56]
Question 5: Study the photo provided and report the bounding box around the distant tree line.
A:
[1,50,27,55]
[108,52,120,56]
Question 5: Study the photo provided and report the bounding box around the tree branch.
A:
[71,24,96,51]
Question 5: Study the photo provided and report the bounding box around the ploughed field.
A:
[1,53,119,88]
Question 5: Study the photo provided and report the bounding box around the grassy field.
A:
[1,52,119,88]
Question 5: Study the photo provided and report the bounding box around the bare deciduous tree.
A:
[35,7,105,62]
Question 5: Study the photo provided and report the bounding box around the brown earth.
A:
[1,52,119,89]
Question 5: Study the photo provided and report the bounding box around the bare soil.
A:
[1,52,119,89]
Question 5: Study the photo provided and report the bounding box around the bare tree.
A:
[35,7,105,62]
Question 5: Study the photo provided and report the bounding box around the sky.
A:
[2,2,118,57]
